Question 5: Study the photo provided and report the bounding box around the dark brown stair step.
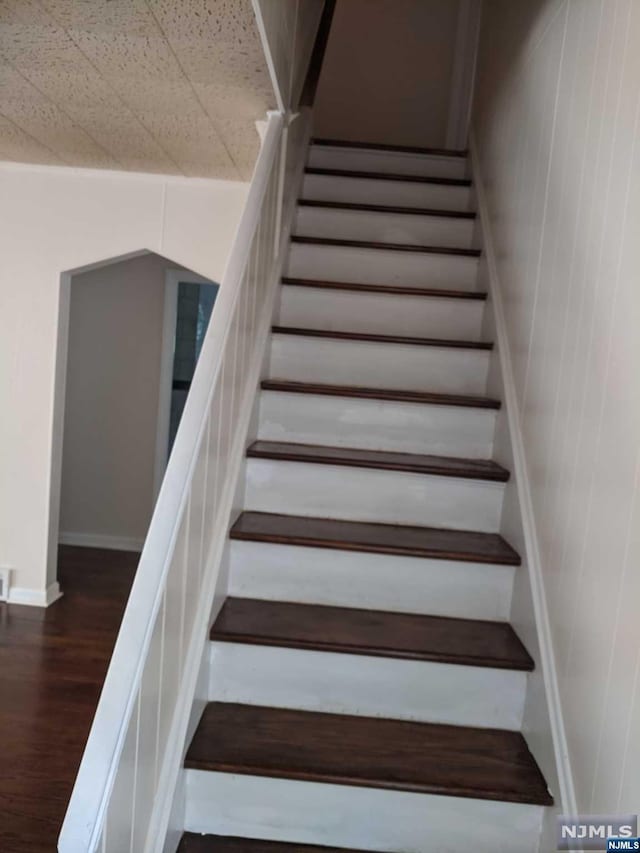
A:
[247,440,509,482]
[185,703,553,806]
[291,235,480,257]
[306,167,471,187]
[261,380,501,410]
[312,137,468,158]
[210,598,534,671]
[272,326,492,351]
[282,276,487,299]
[298,199,476,218]
[230,512,521,566]
[178,834,370,852]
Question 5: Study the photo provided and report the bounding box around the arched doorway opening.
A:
[49,250,217,594]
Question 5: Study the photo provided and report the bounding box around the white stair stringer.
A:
[184,771,544,853]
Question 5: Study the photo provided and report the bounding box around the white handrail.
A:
[59,109,310,853]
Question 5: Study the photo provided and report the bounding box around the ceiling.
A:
[0,0,276,180]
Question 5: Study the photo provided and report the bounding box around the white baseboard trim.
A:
[469,131,577,817]
[59,531,144,552]
[8,581,63,608]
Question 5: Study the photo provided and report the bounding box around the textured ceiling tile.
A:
[0,0,181,173]
[0,58,120,168]
[39,0,238,177]
[147,0,273,176]
[0,0,277,178]
[147,0,273,86]
[202,103,262,178]
[0,113,66,164]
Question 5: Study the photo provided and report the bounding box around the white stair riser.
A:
[229,541,516,621]
[269,336,490,395]
[308,145,469,179]
[258,392,496,458]
[278,286,485,340]
[245,458,504,532]
[209,643,527,730]
[295,206,474,248]
[286,242,479,290]
[184,771,543,853]
[302,173,472,211]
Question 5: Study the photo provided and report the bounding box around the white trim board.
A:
[251,0,286,112]
[8,581,62,608]
[469,131,577,817]
[446,0,483,150]
[59,532,144,552]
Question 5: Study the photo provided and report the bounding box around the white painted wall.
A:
[0,162,248,604]
[313,0,461,149]
[473,0,640,817]
[60,254,189,550]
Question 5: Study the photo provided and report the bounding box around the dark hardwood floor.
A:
[0,545,136,853]
[281,277,488,299]
[282,276,487,301]
[230,511,521,565]
[261,379,501,409]
[210,598,534,670]
[185,703,553,806]
[246,440,509,481]
[271,326,493,350]
[305,167,471,187]
[178,834,370,852]
[297,198,476,218]
[290,235,481,257]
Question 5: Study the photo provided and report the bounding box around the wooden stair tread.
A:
[230,512,521,565]
[178,834,370,852]
[247,440,509,482]
[298,199,476,218]
[306,167,471,187]
[185,703,552,806]
[272,325,492,350]
[210,598,534,670]
[261,380,501,410]
[282,276,487,299]
[311,137,468,158]
[291,235,480,257]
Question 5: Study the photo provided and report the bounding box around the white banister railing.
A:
[59,108,312,853]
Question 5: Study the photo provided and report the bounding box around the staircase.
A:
[175,139,553,853]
